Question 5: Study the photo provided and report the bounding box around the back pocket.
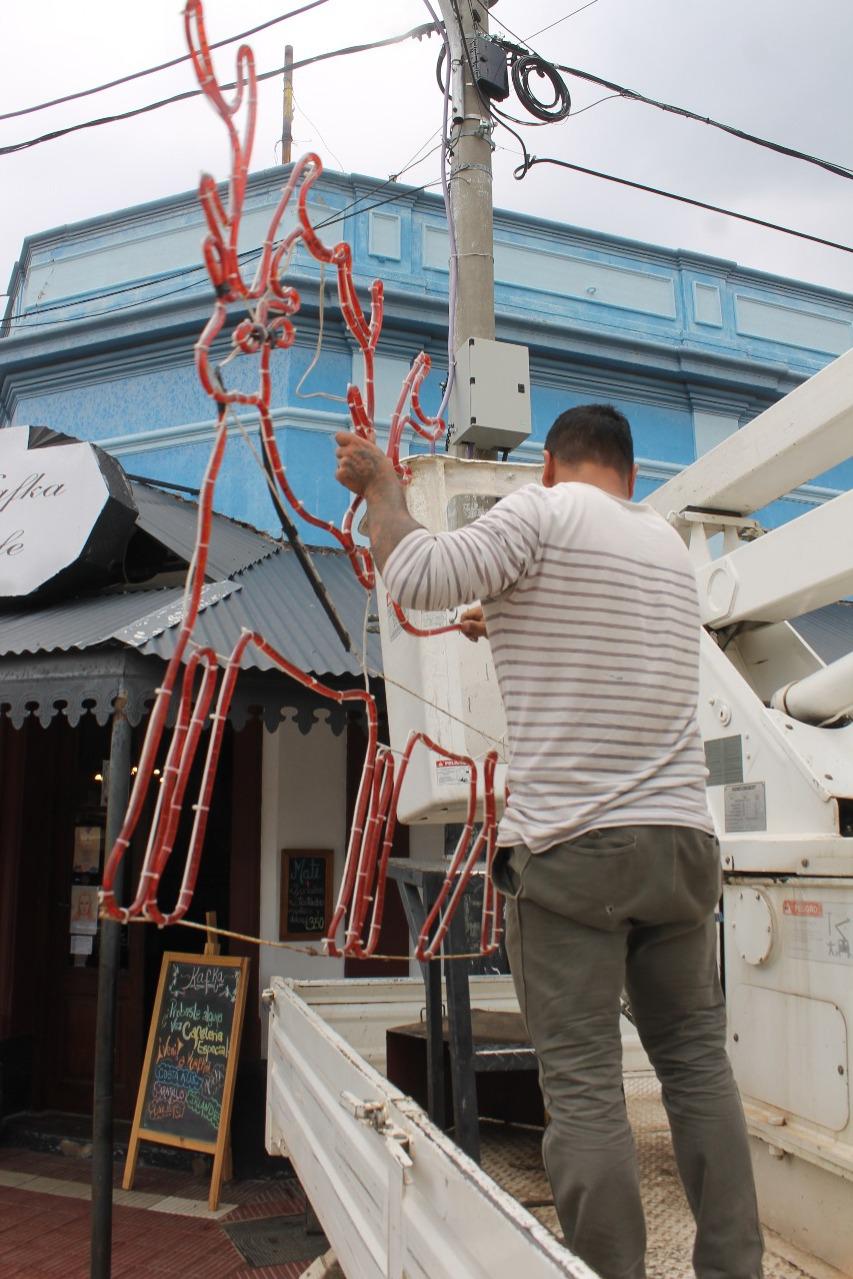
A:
[567,828,637,857]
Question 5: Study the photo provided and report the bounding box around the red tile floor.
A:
[0,1145,317,1278]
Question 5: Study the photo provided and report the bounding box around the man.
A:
[335,403,763,1279]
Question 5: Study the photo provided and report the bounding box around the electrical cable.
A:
[289,88,346,173]
[4,160,442,329]
[294,262,348,403]
[0,21,440,157]
[510,53,572,122]
[0,0,333,123]
[551,61,853,182]
[3,179,441,332]
[516,155,853,255]
[525,0,601,42]
[489,16,853,184]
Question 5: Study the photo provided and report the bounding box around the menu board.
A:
[123,953,249,1210]
[444,824,510,975]
[280,849,333,940]
[460,876,510,977]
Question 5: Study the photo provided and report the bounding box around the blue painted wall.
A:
[2,165,851,542]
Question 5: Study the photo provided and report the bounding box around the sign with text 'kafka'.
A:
[123,953,249,1210]
[0,425,137,601]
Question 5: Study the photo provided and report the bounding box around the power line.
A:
[525,1,601,42]
[488,18,853,183]
[2,179,440,332]
[0,0,333,123]
[517,155,853,255]
[3,151,443,326]
[552,62,853,183]
[0,21,440,158]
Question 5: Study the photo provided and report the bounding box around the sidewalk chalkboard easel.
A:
[123,952,249,1210]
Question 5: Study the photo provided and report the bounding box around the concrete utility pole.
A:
[443,2,496,353]
[435,1,498,463]
[282,44,294,164]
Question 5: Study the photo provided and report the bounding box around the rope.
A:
[123,913,490,963]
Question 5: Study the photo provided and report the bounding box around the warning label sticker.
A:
[782,898,853,966]
[435,758,471,787]
[782,899,823,918]
[724,782,766,832]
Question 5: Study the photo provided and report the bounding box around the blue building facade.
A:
[2,166,853,1119]
[3,164,852,536]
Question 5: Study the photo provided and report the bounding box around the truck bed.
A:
[479,1075,843,1279]
[265,977,840,1279]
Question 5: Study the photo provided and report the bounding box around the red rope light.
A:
[100,0,502,961]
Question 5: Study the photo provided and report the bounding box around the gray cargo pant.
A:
[493,825,763,1279]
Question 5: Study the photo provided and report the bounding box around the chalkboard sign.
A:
[123,953,249,1210]
[280,848,333,940]
[444,824,510,975]
[460,876,511,977]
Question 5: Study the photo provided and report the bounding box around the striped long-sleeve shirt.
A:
[383,480,714,853]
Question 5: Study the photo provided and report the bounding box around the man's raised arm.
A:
[335,432,541,611]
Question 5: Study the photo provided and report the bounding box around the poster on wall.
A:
[72,825,102,876]
[69,885,99,935]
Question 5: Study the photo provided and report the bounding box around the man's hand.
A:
[335,432,399,500]
[459,605,487,642]
[334,431,420,572]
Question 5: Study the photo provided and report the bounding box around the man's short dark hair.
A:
[544,404,634,481]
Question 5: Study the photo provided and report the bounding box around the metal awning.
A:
[2,474,850,732]
[0,480,380,730]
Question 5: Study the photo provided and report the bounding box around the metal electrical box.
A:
[449,338,532,451]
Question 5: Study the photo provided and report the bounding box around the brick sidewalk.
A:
[0,1146,317,1278]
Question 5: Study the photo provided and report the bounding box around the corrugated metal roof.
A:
[0,583,238,658]
[0,545,379,678]
[131,480,277,577]
[135,546,381,678]
[791,603,853,664]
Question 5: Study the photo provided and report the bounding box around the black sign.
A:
[460,875,511,976]
[138,956,245,1146]
[280,849,333,940]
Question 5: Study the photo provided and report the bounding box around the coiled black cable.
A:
[510,53,572,122]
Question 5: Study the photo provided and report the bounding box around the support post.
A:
[436,0,497,467]
[282,44,294,164]
[90,690,132,1279]
[446,3,495,355]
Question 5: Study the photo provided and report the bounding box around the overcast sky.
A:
[2,0,852,304]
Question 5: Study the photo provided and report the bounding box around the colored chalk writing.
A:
[135,955,247,1147]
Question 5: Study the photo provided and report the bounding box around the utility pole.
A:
[435,1,497,461]
[282,44,294,164]
[446,4,495,355]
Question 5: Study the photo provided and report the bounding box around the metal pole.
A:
[447,3,495,356]
[436,0,497,462]
[91,690,132,1279]
[282,44,294,164]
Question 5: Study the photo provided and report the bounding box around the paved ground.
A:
[2,1089,846,1278]
[0,1145,315,1278]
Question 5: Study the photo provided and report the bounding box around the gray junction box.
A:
[449,338,532,451]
